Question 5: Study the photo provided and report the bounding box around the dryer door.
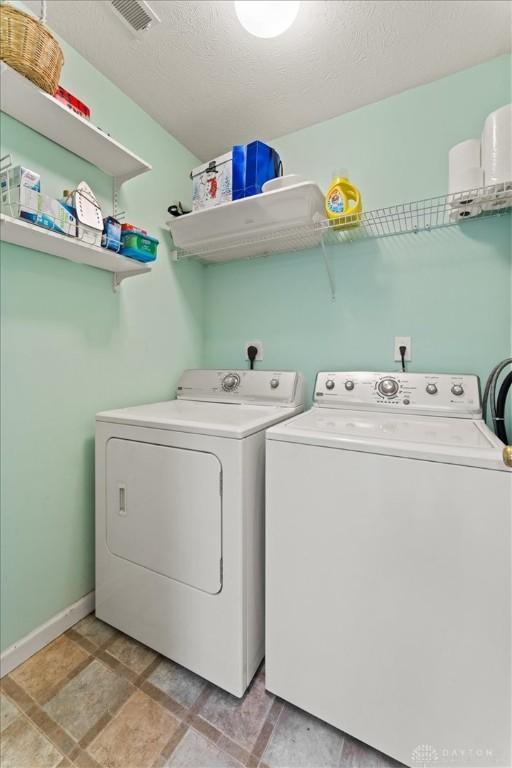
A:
[106,439,222,594]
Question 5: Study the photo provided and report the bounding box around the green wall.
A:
[203,55,512,403]
[1,33,511,655]
[0,33,203,650]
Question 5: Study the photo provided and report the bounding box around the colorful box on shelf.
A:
[191,141,281,211]
[0,165,41,194]
[121,223,147,235]
[192,152,233,211]
[1,185,76,236]
[54,86,91,119]
[120,230,158,262]
[102,216,122,252]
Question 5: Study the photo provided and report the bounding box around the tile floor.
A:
[1,615,403,768]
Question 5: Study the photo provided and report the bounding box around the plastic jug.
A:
[325,172,362,229]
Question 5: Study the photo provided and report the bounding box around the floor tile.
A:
[73,615,117,648]
[148,659,206,709]
[166,728,242,767]
[105,634,157,675]
[1,716,63,768]
[87,689,179,768]
[339,734,403,767]
[262,703,345,768]
[199,668,273,752]
[43,659,132,741]
[1,693,21,733]
[10,635,89,703]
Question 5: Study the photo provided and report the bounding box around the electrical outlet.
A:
[394,336,412,362]
[244,340,263,361]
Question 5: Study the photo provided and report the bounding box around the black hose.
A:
[483,358,512,430]
[496,371,512,444]
[483,360,502,423]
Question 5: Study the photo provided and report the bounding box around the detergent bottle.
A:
[325,171,362,229]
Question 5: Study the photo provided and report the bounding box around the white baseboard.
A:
[0,591,95,677]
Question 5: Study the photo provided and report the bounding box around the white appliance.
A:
[265,371,511,768]
[95,369,304,697]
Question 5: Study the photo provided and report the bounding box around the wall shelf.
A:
[0,63,151,181]
[0,214,151,290]
[170,182,511,265]
[168,182,326,263]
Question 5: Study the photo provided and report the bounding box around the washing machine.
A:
[95,369,304,696]
[265,371,511,768]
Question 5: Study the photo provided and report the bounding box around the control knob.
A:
[451,384,464,396]
[426,383,438,395]
[345,380,355,391]
[222,373,240,391]
[326,379,335,390]
[270,378,279,389]
[378,378,399,397]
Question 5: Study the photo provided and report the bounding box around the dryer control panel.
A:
[177,369,305,407]
[314,371,481,418]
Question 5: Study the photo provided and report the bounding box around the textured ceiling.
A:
[28,0,511,160]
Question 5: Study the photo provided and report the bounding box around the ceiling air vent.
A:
[110,0,161,35]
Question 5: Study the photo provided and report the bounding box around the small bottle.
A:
[325,171,362,229]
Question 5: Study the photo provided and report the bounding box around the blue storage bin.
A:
[232,144,247,201]
[231,141,282,200]
[244,141,282,198]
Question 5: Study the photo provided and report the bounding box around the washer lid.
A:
[96,399,303,439]
[266,408,510,471]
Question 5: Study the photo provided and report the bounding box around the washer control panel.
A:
[314,372,481,418]
[177,369,304,406]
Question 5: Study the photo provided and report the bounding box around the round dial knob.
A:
[426,383,438,395]
[345,380,355,391]
[378,378,399,397]
[451,384,464,396]
[270,378,279,389]
[222,373,240,391]
[326,379,335,390]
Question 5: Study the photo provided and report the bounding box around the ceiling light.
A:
[234,1,300,38]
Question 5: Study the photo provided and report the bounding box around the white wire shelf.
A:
[0,63,151,181]
[171,182,512,264]
[0,214,151,290]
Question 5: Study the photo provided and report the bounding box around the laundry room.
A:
[0,1,511,767]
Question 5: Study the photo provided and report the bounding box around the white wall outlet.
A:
[244,340,263,361]
[394,336,412,362]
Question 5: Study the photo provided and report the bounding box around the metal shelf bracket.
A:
[320,233,336,301]
[112,176,128,220]
[112,272,123,292]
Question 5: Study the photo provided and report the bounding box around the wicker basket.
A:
[0,3,64,94]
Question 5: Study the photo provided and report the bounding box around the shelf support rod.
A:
[112,273,122,292]
[320,233,336,302]
[112,177,128,220]
[112,177,120,218]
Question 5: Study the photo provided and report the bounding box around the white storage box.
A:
[192,152,232,211]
